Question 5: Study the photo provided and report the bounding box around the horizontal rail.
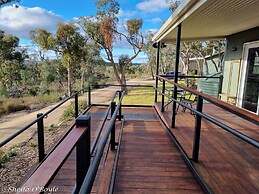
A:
[91,84,153,88]
[0,88,88,148]
[79,91,125,194]
[154,78,259,148]
[157,75,259,125]
[90,92,118,155]
[159,75,221,79]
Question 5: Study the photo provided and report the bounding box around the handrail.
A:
[79,90,125,194]
[0,87,88,156]
[154,86,259,148]
[155,75,259,155]
[159,74,221,79]
[157,75,259,125]
[90,91,118,155]
[91,84,153,88]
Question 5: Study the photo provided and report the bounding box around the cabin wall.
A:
[221,27,259,104]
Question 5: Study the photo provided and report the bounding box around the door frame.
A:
[237,40,259,114]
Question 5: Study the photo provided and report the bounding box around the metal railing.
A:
[0,88,89,162]
[155,75,259,162]
[78,90,125,193]
[88,83,153,107]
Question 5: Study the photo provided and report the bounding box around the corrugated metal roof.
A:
[153,0,259,42]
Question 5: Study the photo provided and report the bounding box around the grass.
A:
[117,80,195,106]
[0,92,63,115]
[61,100,88,121]
[0,149,17,168]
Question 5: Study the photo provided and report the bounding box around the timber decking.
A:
[154,102,259,194]
[113,115,203,193]
[47,107,204,193]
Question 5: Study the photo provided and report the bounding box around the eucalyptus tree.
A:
[31,23,87,95]
[78,0,144,90]
[143,31,156,79]
[0,30,27,92]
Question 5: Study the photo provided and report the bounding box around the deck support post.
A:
[161,80,165,112]
[171,23,182,128]
[75,91,79,119]
[192,95,203,162]
[37,113,45,162]
[154,42,161,102]
[76,115,91,193]
[111,101,116,150]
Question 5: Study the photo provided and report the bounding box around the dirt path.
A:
[0,78,154,151]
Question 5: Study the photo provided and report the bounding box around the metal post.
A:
[110,101,116,150]
[192,95,203,162]
[37,113,45,162]
[171,23,182,128]
[118,91,122,121]
[218,75,223,98]
[76,115,91,193]
[75,91,79,119]
[88,83,91,107]
[88,83,92,107]
[161,80,165,112]
[154,42,161,102]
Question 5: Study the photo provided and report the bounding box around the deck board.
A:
[154,102,259,194]
[113,114,203,194]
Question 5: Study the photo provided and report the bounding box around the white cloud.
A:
[149,17,163,24]
[118,9,137,19]
[136,0,169,13]
[0,6,64,39]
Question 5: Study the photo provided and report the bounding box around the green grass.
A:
[122,86,154,106]
[61,100,88,121]
[0,149,17,168]
[118,80,195,106]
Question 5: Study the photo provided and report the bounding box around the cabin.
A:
[0,0,258,194]
[152,0,259,115]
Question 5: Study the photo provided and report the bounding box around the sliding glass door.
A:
[238,42,259,115]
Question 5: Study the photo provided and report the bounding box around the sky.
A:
[0,0,173,63]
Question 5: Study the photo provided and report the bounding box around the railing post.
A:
[111,101,116,150]
[76,115,91,193]
[88,83,91,107]
[37,113,45,162]
[192,95,203,162]
[161,80,165,112]
[154,42,160,102]
[75,91,79,119]
[118,91,122,121]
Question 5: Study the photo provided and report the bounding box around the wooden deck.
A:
[47,107,204,193]
[155,102,259,194]
[24,103,259,193]
[113,108,203,193]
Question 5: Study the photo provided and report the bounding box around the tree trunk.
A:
[81,70,85,89]
[67,60,73,96]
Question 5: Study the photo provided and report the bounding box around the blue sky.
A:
[0,0,172,63]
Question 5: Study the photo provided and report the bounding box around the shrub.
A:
[0,149,17,168]
[61,100,88,121]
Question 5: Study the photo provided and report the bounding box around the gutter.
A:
[152,0,207,43]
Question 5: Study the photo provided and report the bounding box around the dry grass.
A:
[0,92,62,115]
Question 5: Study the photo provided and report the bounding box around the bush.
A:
[3,99,29,113]
[0,149,17,168]
[61,100,88,121]
[0,84,7,96]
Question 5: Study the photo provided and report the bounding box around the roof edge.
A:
[152,0,206,43]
